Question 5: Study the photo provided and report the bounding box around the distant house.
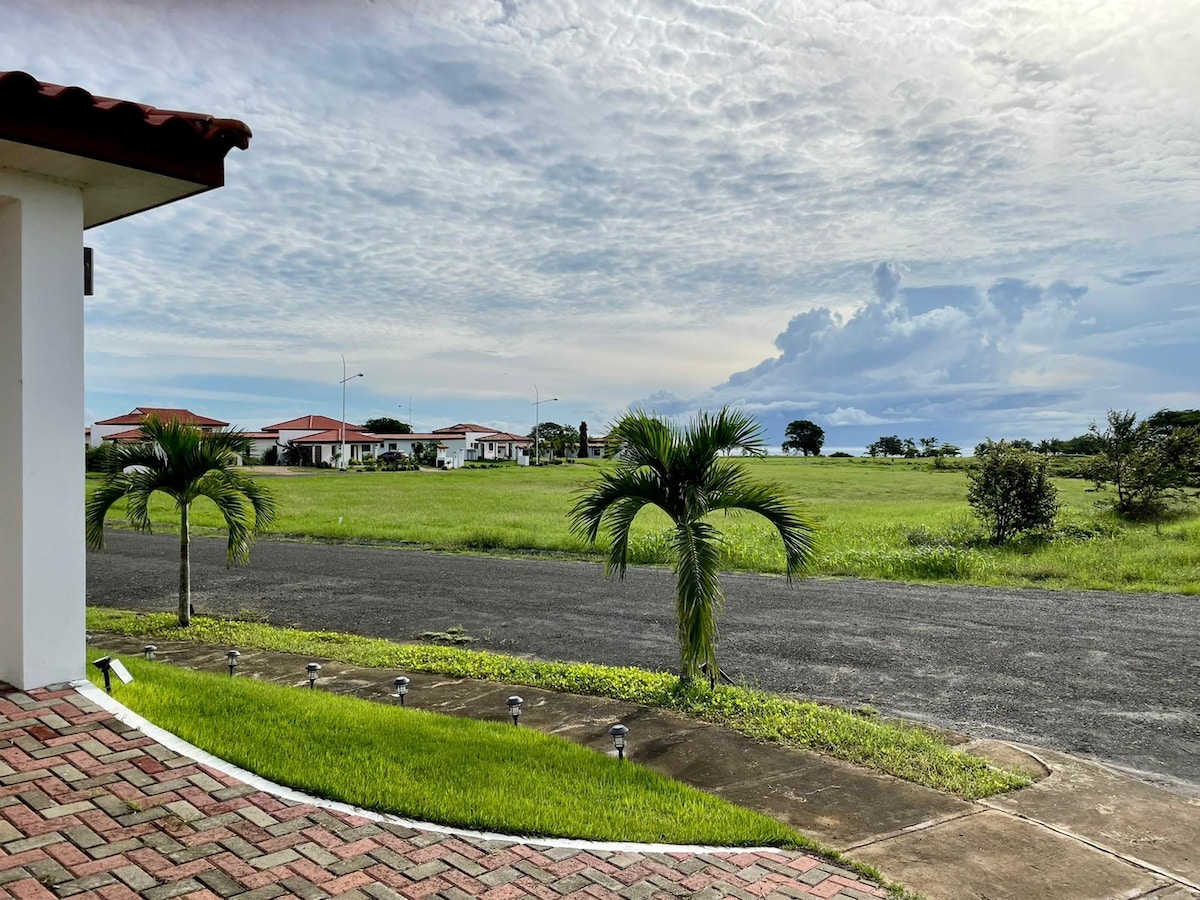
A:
[371,424,527,467]
[261,415,370,467]
[475,431,532,461]
[92,407,229,447]
[584,435,611,458]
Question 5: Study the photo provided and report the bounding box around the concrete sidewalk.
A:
[94,635,1200,900]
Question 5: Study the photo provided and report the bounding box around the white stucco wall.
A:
[0,172,86,689]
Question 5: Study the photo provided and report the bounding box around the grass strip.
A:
[90,608,1029,799]
[85,650,803,849]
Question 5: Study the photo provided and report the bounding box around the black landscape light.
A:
[609,724,629,761]
[143,645,157,661]
[92,656,133,695]
[227,650,240,677]
[306,662,321,689]
[392,676,410,706]
[507,695,523,726]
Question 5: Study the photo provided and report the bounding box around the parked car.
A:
[378,451,407,464]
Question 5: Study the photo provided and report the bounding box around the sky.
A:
[5,0,1198,453]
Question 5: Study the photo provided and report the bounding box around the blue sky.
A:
[6,0,1198,452]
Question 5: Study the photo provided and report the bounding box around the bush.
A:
[85,444,115,472]
[828,451,854,458]
[967,440,1059,544]
[261,445,279,466]
[1086,409,1200,520]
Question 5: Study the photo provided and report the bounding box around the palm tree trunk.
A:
[178,502,191,626]
[672,520,722,684]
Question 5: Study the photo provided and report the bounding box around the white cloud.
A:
[2,0,1197,440]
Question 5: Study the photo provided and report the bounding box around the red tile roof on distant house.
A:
[244,432,278,440]
[94,407,229,427]
[0,70,251,207]
[478,432,531,443]
[291,429,378,444]
[371,433,456,442]
[102,427,151,443]
[433,424,496,434]
[263,415,366,433]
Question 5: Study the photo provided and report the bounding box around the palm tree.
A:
[570,408,815,684]
[86,416,276,626]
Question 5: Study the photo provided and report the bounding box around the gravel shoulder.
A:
[87,530,1200,792]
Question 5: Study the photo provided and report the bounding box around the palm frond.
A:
[195,471,266,565]
[607,410,677,475]
[570,468,668,577]
[84,476,134,551]
[703,466,816,579]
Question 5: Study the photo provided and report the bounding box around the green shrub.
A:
[968,441,1058,544]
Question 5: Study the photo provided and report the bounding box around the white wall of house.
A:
[0,172,86,689]
[90,422,127,447]
[374,437,466,459]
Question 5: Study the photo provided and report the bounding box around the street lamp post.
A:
[340,354,364,471]
[533,385,558,466]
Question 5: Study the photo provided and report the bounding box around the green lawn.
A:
[86,649,805,848]
[88,457,1200,593]
[89,609,1029,800]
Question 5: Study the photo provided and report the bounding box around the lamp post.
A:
[340,353,364,471]
[609,723,629,761]
[507,695,523,726]
[392,676,410,706]
[533,385,558,466]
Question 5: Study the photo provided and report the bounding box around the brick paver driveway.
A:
[0,684,886,900]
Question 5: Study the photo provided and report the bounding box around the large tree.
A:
[363,416,411,434]
[570,409,815,684]
[1087,409,1200,519]
[85,416,276,626]
[867,435,905,457]
[782,419,824,456]
[527,421,579,460]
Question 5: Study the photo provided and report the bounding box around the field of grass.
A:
[86,649,803,847]
[88,457,1200,593]
[87,648,806,844]
[90,609,1029,800]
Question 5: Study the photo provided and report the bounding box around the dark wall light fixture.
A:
[392,676,410,706]
[507,695,523,726]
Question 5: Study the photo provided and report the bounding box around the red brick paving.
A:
[0,685,887,899]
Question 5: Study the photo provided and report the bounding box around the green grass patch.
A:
[89,609,1029,800]
[86,649,803,848]
[88,458,1200,594]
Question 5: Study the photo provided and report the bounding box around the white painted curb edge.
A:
[72,680,778,856]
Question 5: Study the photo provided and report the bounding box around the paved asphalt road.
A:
[87,531,1200,792]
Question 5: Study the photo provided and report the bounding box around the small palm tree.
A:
[86,416,276,626]
[571,408,815,684]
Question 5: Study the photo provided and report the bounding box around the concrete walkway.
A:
[87,637,1200,899]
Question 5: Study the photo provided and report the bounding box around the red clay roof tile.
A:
[94,407,228,427]
[0,71,250,190]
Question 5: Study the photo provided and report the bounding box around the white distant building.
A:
[262,414,371,467]
[371,423,530,467]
